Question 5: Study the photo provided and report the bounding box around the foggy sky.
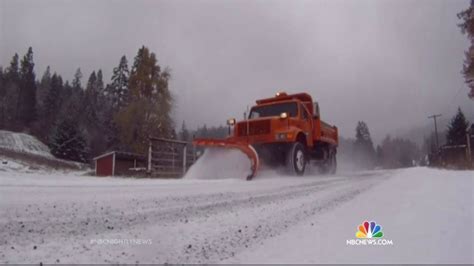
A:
[1,0,473,144]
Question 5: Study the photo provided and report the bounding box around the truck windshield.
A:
[249,102,298,119]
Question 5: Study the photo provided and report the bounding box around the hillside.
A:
[0,130,54,158]
[0,130,86,171]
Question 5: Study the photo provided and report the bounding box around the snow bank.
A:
[0,157,28,172]
[0,130,53,158]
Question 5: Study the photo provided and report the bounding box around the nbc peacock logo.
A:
[346,220,393,245]
[356,220,383,238]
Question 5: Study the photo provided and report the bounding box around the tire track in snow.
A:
[1,177,345,247]
[177,173,391,263]
[0,171,392,264]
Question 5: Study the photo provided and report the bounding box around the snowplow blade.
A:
[193,138,259,180]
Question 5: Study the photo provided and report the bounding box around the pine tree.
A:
[85,71,98,98]
[458,2,474,99]
[0,67,5,128]
[6,54,20,80]
[95,69,109,119]
[102,56,130,151]
[43,73,63,134]
[96,69,104,94]
[49,118,88,162]
[84,71,98,124]
[115,46,173,153]
[38,66,51,107]
[78,69,115,158]
[354,121,376,169]
[94,69,108,123]
[4,54,20,129]
[62,81,84,122]
[72,68,83,90]
[107,55,129,110]
[18,47,37,127]
[179,120,190,142]
[61,81,73,102]
[446,107,469,145]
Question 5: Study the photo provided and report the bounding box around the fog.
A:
[1,0,473,143]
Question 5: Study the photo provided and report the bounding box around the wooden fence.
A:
[147,137,196,178]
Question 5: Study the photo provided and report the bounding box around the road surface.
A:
[0,167,472,264]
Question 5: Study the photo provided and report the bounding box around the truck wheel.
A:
[286,142,306,176]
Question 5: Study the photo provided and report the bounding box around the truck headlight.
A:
[280,112,288,119]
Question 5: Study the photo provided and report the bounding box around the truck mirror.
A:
[313,102,320,118]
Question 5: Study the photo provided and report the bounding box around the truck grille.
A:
[237,120,271,136]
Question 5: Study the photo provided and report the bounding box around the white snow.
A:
[226,167,474,263]
[0,167,472,264]
[185,149,252,180]
[0,130,53,158]
[0,157,28,172]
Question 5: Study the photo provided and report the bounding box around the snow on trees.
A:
[446,107,470,146]
[115,46,173,154]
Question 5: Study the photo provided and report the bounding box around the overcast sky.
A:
[1,0,473,143]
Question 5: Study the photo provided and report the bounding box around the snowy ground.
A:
[0,130,53,158]
[0,167,472,264]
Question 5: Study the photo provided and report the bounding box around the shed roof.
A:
[93,151,146,161]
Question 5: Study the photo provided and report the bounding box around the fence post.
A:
[147,141,152,174]
[183,145,187,176]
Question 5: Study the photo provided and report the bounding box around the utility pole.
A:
[428,114,442,150]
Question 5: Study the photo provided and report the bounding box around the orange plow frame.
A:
[192,138,259,180]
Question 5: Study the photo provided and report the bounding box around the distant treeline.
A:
[338,121,421,169]
[338,121,421,170]
[0,46,173,162]
[177,122,228,143]
[339,108,471,170]
[1,47,469,168]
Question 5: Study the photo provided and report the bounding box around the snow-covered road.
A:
[0,167,472,264]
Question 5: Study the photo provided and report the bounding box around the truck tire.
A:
[286,142,306,176]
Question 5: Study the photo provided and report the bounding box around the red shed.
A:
[93,151,146,176]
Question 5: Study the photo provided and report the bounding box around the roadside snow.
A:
[0,167,472,264]
[0,130,53,158]
[0,157,28,172]
[226,167,474,264]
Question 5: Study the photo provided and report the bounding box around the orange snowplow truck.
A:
[193,92,338,180]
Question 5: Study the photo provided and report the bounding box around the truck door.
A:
[299,104,314,147]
